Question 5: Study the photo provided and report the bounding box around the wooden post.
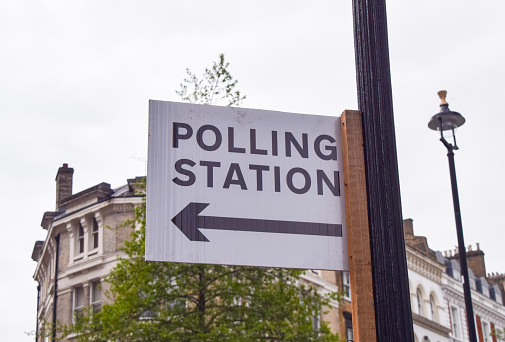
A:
[341,110,376,342]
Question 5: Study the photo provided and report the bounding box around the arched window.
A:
[416,288,424,316]
[429,295,436,321]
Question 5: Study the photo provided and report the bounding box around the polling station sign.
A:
[146,100,348,270]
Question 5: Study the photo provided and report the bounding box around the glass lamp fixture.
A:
[428,90,466,132]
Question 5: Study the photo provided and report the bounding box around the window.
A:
[453,269,461,281]
[343,311,353,341]
[139,290,156,320]
[71,215,102,260]
[416,288,424,316]
[91,218,99,250]
[470,278,476,290]
[343,272,351,300]
[233,295,242,307]
[73,286,85,323]
[496,291,503,304]
[429,295,436,321]
[90,280,102,312]
[482,285,490,298]
[48,254,52,281]
[312,312,320,332]
[77,224,85,254]
[450,306,461,339]
[482,321,490,342]
[139,308,155,320]
[346,326,353,341]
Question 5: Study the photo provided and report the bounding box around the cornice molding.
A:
[412,312,451,336]
[100,203,136,216]
[407,246,445,283]
[442,284,505,325]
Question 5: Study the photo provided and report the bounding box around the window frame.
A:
[69,213,103,263]
[77,223,85,255]
[343,311,353,341]
[429,294,437,322]
[90,280,102,313]
[73,285,85,323]
[343,271,351,301]
[91,218,99,251]
[312,311,321,335]
[450,306,461,339]
[482,285,490,298]
[416,288,424,316]
[482,320,490,342]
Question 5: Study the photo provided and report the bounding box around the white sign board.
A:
[146,100,348,270]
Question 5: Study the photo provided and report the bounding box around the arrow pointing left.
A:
[171,202,343,242]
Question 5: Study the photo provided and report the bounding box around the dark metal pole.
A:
[36,283,40,342]
[444,142,478,342]
[352,0,414,341]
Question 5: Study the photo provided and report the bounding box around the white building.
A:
[440,247,505,342]
[405,219,452,342]
[405,219,505,342]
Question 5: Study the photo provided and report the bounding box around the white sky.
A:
[1,0,504,340]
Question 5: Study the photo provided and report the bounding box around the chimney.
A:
[466,245,486,278]
[55,163,73,210]
[403,218,414,236]
[453,242,487,278]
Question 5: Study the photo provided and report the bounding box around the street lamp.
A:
[428,90,477,342]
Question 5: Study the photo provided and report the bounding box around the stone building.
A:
[300,270,342,335]
[335,269,353,341]
[31,164,143,341]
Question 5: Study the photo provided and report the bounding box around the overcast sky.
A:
[2,1,504,340]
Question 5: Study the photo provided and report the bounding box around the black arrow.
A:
[171,202,343,242]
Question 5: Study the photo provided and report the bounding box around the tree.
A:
[61,55,341,342]
[493,328,505,341]
[176,53,245,107]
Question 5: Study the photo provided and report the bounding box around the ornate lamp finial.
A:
[438,90,448,106]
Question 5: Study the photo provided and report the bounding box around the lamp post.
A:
[428,90,477,342]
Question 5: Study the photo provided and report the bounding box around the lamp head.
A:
[428,90,466,131]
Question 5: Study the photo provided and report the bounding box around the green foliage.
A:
[493,328,505,341]
[61,56,342,341]
[176,54,246,106]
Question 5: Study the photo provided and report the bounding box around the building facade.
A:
[405,219,505,342]
[33,165,505,341]
[335,219,505,342]
[440,246,505,342]
[31,164,143,341]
